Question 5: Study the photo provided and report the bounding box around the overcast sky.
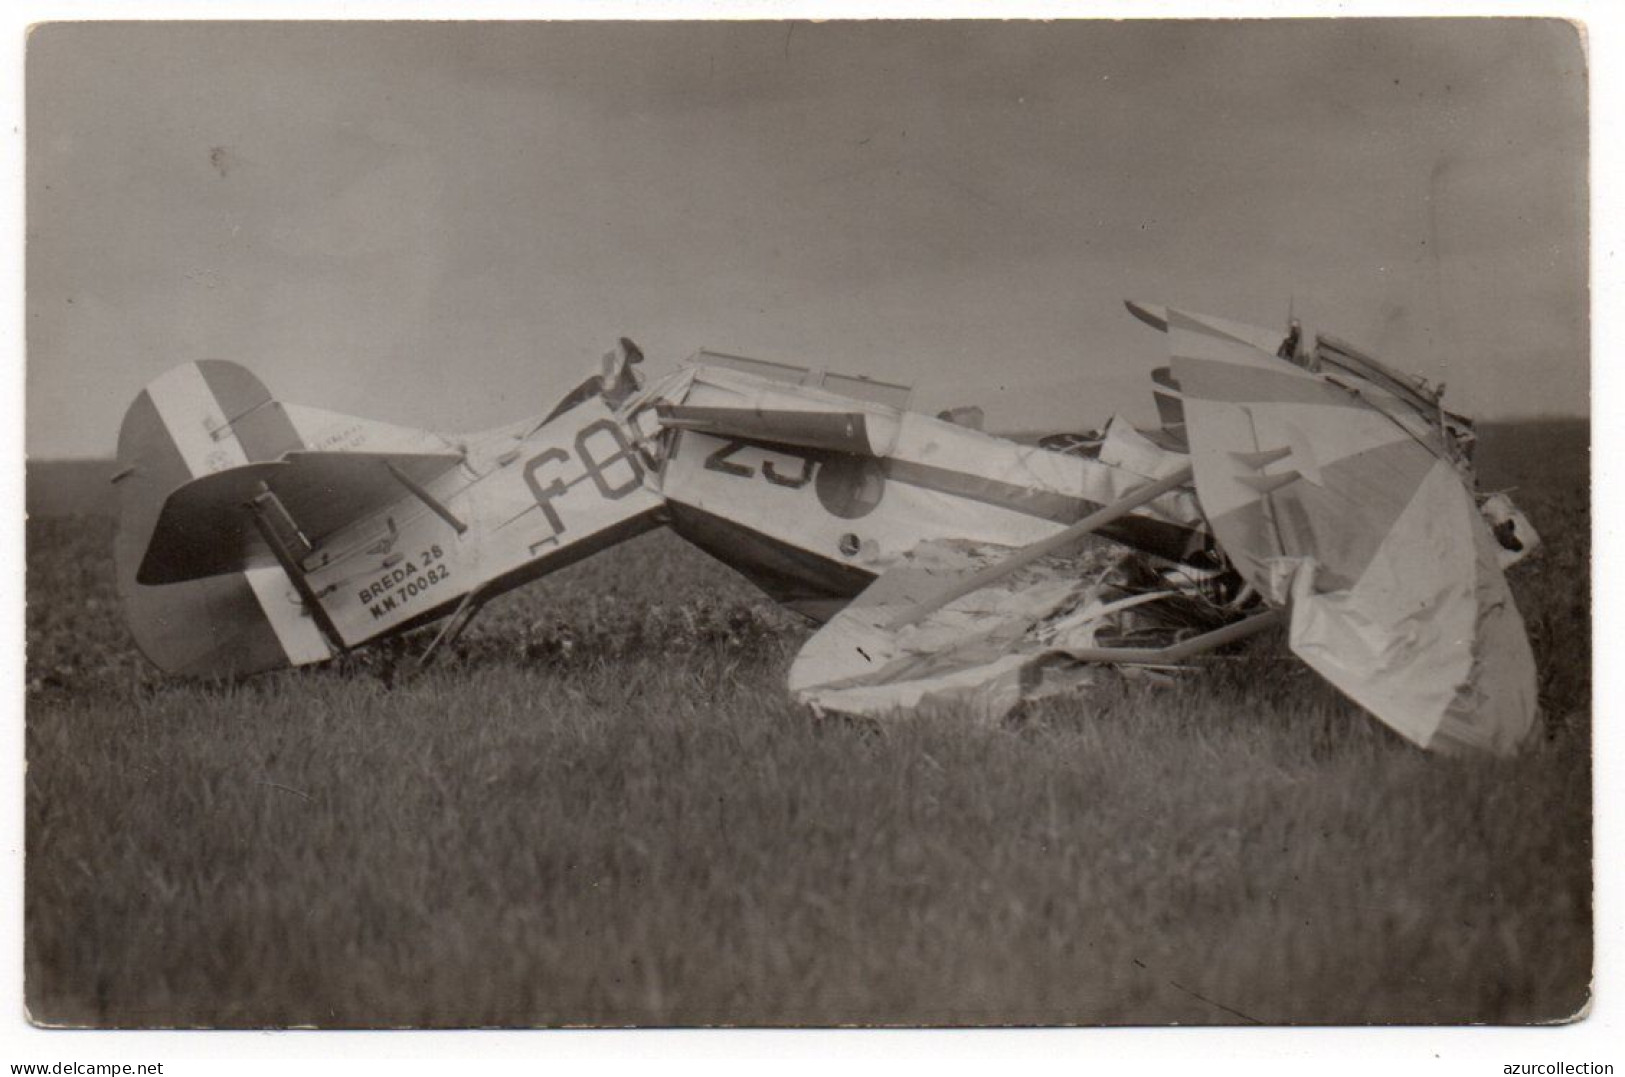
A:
[26,18,1587,458]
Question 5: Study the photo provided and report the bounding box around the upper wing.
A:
[654,404,880,456]
[137,450,464,585]
[1154,305,1537,756]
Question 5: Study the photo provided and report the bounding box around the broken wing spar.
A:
[882,463,1195,629]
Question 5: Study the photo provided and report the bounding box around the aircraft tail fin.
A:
[113,361,336,676]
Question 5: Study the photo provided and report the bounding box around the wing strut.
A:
[386,461,469,535]
[416,584,492,669]
[246,485,349,657]
[885,464,1195,629]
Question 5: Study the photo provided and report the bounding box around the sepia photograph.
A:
[22,17,1591,1032]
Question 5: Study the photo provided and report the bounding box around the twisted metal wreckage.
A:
[112,303,1541,756]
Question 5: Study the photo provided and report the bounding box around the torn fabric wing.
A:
[1165,307,1538,755]
[788,540,1223,721]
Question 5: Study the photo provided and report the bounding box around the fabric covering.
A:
[788,539,1216,721]
[1165,307,1538,756]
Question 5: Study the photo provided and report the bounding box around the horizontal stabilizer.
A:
[654,404,875,456]
[138,450,463,585]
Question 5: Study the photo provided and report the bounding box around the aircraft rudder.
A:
[112,362,331,676]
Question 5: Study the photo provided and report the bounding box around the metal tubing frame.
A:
[1061,608,1284,666]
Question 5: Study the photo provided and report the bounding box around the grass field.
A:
[23,421,1592,1027]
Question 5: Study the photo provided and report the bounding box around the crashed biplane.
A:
[111,304,1540,756]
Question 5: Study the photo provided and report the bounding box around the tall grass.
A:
[24,422,1591,1026]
